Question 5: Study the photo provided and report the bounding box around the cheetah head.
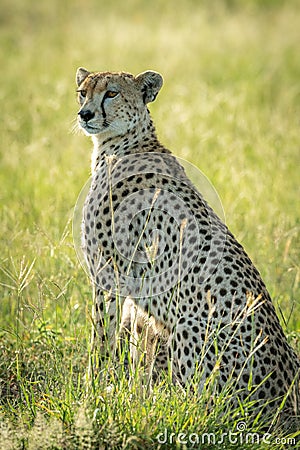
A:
[76,68,163,137]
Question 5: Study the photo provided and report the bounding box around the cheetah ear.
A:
[76,67,90,86]
[135,70,163,104]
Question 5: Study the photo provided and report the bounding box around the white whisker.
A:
[69,118,82,135]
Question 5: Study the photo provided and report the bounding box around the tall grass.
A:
[0,0,299,448]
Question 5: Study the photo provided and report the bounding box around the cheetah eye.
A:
[105,90,119,99]
[77,89,87,99]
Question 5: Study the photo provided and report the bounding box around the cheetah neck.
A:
[90,112,168,174]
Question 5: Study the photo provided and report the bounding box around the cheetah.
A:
[75,67,300,428]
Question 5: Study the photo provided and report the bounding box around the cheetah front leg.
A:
[129,302,160,384]
[89,286,125,373]
[89,287,166,387]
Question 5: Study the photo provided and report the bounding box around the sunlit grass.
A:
[0,0,299,448]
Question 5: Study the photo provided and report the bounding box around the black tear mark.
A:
[100,97,107,119]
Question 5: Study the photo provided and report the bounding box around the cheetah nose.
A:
[78,109,95,122]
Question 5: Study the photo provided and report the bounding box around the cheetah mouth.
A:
[78,121,101,135]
